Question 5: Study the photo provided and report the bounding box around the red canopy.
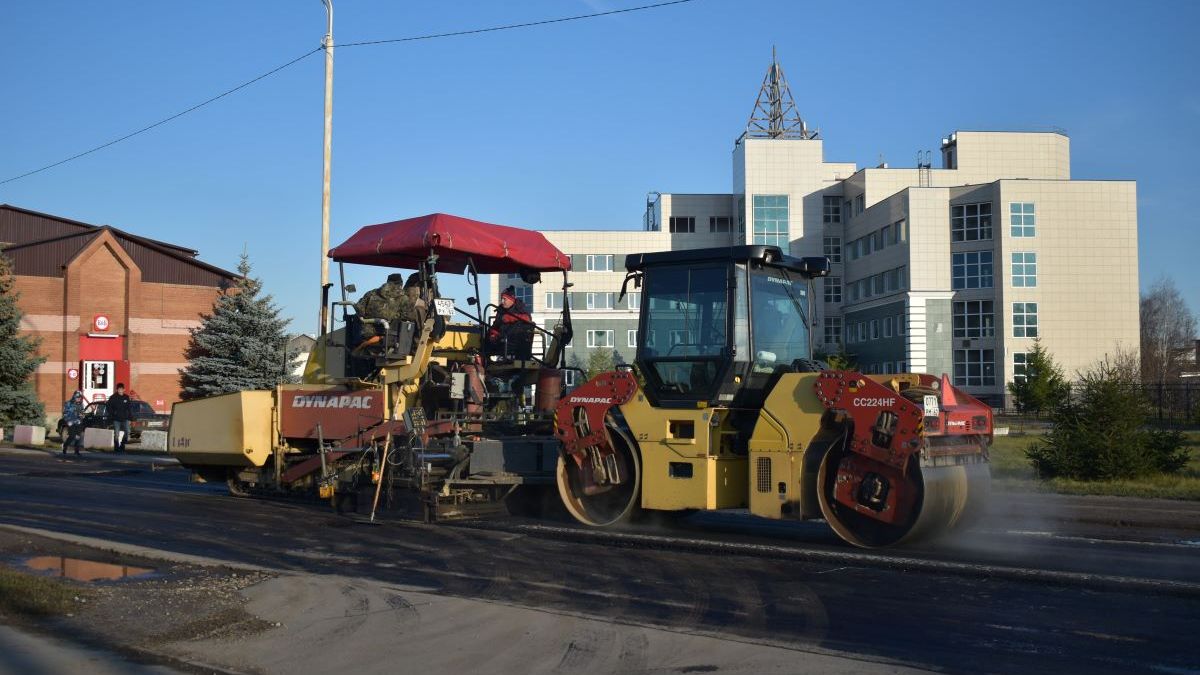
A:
[328,213,571,274]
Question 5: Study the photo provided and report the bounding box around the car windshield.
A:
[133,401,155,415]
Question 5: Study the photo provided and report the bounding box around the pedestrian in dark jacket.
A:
[108,383,133,452]
[62,391,86,456]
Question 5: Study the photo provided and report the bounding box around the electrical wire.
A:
[0,0,699,188]
[339,0,698,48]
[0,48,322,187]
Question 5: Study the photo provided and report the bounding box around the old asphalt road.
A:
[1,450,1197,674]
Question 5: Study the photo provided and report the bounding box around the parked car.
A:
[56,399,170,442]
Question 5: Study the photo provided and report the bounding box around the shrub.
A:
[1026,356,1190,480]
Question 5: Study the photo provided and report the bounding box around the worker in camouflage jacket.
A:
[354,273,415,347]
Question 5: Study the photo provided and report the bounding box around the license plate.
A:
[433,298,455,317]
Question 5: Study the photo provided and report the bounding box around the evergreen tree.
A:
[180,254,300,400]
[585,348,618,381]
[1007,338,1069,416]
[1026,355,1189,480]
[0,253,46,426]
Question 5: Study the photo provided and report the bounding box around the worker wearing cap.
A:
[61,391,86,456]
[354,273,415,348]
[486,286,533,359]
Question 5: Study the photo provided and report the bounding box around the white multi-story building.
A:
[492,54,1139,404]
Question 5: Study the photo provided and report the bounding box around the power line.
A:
[0,48,322,187]
[0,0,699,187]
[339,0,697,48]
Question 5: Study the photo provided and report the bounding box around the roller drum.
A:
[818,452,990,549]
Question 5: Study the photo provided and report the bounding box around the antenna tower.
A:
[745,47,817,140]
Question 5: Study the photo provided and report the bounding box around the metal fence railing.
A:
[996,381,1200,431]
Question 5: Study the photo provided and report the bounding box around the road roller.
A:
[553,245,991,548]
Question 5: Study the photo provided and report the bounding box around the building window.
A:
[544,292,563,309]
[586,254,613,272]
[513,285,533,308]
[864,235,874,256]
[708,216,732,233]
[859,279,869,299]
[873,273,885,296]
[824,277,842,303]
[1013,352,1030,382]
[890,220,904,245]
[870,319,880,340]
[951,202,993,242]
[954,349,996,386]
[627,329,637,348]
[883,362,894,375]
[897,360,907,373]
[952,251,994,289]
[855,194,865,215]
[586,329,614,348]
[626,292,641,310]
[586,292,613,310]
[1012,302,1039,338]
[823,236,842,263]
[669,329,697,346]
[824,317,842,345]
[880,225,891,249]
[898,266,907,290]
[752,195,789,246]
[847,238,859,261]
[857,323,866,342]
[884,316,894,338]
[506,272,522,280]
[1010,202,1036,237]
[563,369,577,387]
[843,200,852,221]
[898,314,906,335]
[884,269,898,293]
[823,196,842,224]
[1011,252,1037,287]
[669,216,695,233]
[953,300,995,338]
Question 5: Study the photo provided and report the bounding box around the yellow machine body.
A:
[168,390,276,468]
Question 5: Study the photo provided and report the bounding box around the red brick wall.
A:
[13,231,227,421]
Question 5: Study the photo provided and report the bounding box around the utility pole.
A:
[318,0,334,335]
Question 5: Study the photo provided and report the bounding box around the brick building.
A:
[0,205,236,422]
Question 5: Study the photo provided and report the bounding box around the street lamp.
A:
[318,0,334,335]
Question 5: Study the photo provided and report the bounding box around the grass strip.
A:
[0,566,83,617]
[989,431,1200,500]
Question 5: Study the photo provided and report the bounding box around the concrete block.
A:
[82,427,116,450]
[139,430,168,452]
[13,425,47,446]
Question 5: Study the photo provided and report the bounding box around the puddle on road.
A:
[24,556,154,582]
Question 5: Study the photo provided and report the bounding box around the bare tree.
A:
[1140,278,1197,383]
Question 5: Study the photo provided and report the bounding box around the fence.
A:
[997,381,1200,431]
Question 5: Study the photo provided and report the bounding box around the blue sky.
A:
[3,0,1197,333]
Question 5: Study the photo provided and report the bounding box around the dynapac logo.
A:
[291,395,375,409]
[569,397,612,404]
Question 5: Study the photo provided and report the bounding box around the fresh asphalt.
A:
[0,449,1197,674]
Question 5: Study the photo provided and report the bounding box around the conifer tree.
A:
[0,252,46,427]
[180,253,300,400]
[1007,339,1068,416]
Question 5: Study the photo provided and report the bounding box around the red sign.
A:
[67,368,79,380]
[278,389,385,442]
[94,315,110,332]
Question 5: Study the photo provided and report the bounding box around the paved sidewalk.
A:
[0,624,184,675]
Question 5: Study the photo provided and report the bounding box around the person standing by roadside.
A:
[108,383,132,452]
[61,391,85,456]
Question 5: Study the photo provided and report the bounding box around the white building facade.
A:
[492,56,1139,405]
